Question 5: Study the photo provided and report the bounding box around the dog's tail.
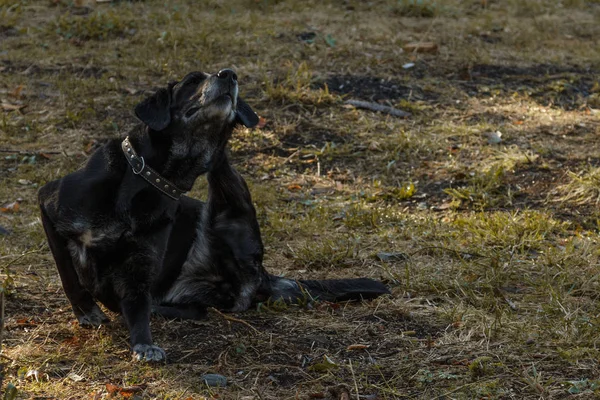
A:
[262,274,390,303]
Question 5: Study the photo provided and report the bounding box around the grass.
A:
[1,0,600,398]
[556,167,600,205]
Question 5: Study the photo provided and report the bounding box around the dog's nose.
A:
[217,69,237,82]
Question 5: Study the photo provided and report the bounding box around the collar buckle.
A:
[121,136,185,200]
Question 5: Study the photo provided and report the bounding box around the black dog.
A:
[39,69,389,362]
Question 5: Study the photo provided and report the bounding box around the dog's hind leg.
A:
[40,206,110,327]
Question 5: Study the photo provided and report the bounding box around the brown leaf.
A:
[118,386,143,398]
[347,344,369,351]
[62,336,81,346]
[256,116,267,129]
[287,184,302,191]
[89,391,103,400]
[1,201,20,213]
[84,139,98,154]
[1,102,27,112]
[105,383,120,395]
[436,201,453,210]
[339,388,351,400]
[11,85,24,99]
[403,42,438,54]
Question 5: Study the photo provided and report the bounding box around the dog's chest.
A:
[67,224,124,268]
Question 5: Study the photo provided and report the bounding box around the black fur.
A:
[39,69,389,362]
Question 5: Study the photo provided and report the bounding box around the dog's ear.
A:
[236,98,259,128]
[135,88,172,131]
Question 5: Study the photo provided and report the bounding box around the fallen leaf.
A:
[256,116,267,129]
[347,344,369,351]
[105,383,144,397]
[62,336,80,346]
[1,200,21,213]
[105,384,120,395]
[25,369,47,382]
[339,387,351,400]
[436,201,454,210]
[16,318,37,326]
[118,386,143,398]
[67,372,85,382]
[90,391,103,400]
[1,102,27,112]
[11,84,24,99]
[287,184,302,191]
[403,42,438,54]
[311,183,333,194]
[84,139,97,154]
[309,355,339,372]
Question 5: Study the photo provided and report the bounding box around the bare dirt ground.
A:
[1,0,600,398]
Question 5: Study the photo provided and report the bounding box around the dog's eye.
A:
[184,107,201,118]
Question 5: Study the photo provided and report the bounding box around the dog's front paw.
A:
[132,344,166,362]
[76,305,110,327]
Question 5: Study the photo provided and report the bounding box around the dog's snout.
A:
[217,69,237,82]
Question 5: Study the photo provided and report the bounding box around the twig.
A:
[407,245,488,260]
[208,307,260,334]
[348,360,360,400]
[345,100,411,118]
[0,289,5,358]
[1,248,45,272]
[0,149,61,155]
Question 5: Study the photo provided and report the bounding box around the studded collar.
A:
[121,136,186,200]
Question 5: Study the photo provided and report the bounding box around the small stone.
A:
[486,131,502,144]
[201,373,227,387]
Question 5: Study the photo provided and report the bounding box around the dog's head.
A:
[135,69,258,132]
[133,69,258,172]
